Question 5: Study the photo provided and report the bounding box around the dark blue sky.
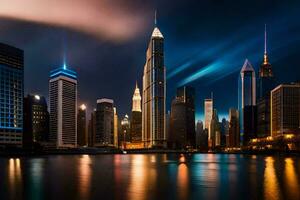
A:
[0,0,299,121]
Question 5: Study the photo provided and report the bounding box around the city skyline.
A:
[0,1,300,121]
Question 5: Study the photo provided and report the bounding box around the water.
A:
[0,154,299,200]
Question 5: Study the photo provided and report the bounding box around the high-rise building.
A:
[177,86,196,147]
[49,66,77,148]
[120,114,130,148]
[271,83,300,137]
[88,110,96,147]
[195,120,204,148]
[142,15,166,148]
[257,25,275,138]
[77,104,87,147]
[228,108,239,147]
[210,109,221,149]
[169,97,186,149]
[131,83,142,143]
[220,118,229,147]
[238,59,256,145]
[113,107,118,148]
[0,43,24,147]
[23,94,49,148]
[95,98,114,146]
[204,98,213,147]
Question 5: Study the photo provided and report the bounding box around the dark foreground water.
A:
[0,154,299,200]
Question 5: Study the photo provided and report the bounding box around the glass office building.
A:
[0,43,24,147]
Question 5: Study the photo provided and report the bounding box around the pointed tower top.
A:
[241,59,255,72]
[135,81,138,89]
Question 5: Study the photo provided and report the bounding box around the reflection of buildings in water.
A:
[8,158,22,198]
[177,163,188,200]
[29,159,44,199]
[78,155,92,200]
[264,157,281,199]
[128,155,156,200]
[284,158,300,199]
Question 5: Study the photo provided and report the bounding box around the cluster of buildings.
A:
[0,21,299,151]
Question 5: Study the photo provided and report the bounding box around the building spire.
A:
[263,24,269,65]
[154,10,157,26]
[135,80,138,89]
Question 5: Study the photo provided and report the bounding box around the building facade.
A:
[49,67,77,148]
[88,110,96,147]
[271,83,300,137]
[238,59,256,145]
[131,83,142,143]
[95,99,114,146]
[142,20,166,148]
[0,43,24,147]
[23,94,49,148]
[228,108,239,147]
[204,98,213,147]
[77,104,87,147]
[120,114,130,148]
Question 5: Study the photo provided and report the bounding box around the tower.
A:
[49,65,77,148]
[131,82,142,143]
[238,59,256,145]
[142,12,166,148]
[77,104,87,146]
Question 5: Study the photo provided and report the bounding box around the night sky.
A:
[0,0,299,121]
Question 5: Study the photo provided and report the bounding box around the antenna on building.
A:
[154,10,157,26]
[264,24,267,54]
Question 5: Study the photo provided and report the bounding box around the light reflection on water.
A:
[0,154,300,200]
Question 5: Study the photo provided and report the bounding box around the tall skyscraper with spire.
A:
[238,59,257,145]
[257,25,275,138]
[142,12,166,148]
[131,82,142,143]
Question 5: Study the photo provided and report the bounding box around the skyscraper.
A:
[77,104,87,147]
[228,108,239,147]
[131,83,142,143]
[142,14,166,148]
[49,66,77,148]
[120,114,130,148]
[23,94,49,148]
[95,98,114,146]
[88,110,96,147]
[176,86,196,147]
[257,25,275,138]
[0,43,24,147]
[204,98,213,147]
[195,120,204,148]
[113,107,118,148]
[210,109,220,149]
[271,83,300,137]
[238,59,256,145]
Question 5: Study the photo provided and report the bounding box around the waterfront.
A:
[0,154,299,200]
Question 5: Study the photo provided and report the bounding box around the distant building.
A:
[131,83,142,143]
[142,17,166,148]
[229,108,239,147]
[113,107,118,148]
[257,26,275,138]
[88,110,96,147]
[23,94,49,148]
[204,98,213,147]
[95,99,114,146]
[177,86,196,147]
[220,118,229,147]
[169,97,186,149]
[120,114,130,148]
[0,43,24,148]
[49,66,77,148]
[210,109,221,149]
[199,129,208,151]
[77,104,87,147]
[271,83,300,137]
[238,59,256,146]
[195,120,203,148]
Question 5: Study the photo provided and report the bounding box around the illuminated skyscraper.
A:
[113,107,118,147]
[49,66,77,148]
[121,114,130,148]
[142,14,166,148]
[238,59,256,145]
[204,98,213,147]
[0,43,23,147]
[131,82,142,143]
[271,83,300,137]
[77,104,87,146]
[95,98,114,146]
[257,25,275,138]
[228,108,239,147]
